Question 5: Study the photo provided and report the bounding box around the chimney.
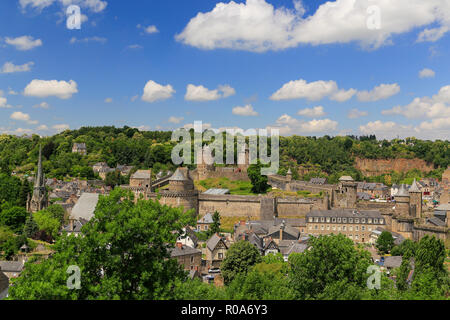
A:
[176,242,183,249]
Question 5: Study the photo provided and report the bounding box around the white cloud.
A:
[1,61,34,73]
[37,124,49,131]
[357,83,400,102]
[297,106,325,118]
[10,111,38,124]
[20,0,107,13]
[8,88,18,95]
[24,79,78,99]
[137,24,159,34]
[185,84,235,101]
[168,116,184,124]
[417,26,449,43]
[5,36,42,51]
[70,36,107,44]
[176,0,450,52]
[127,44,143,49]
[347,108,368,119]
[330,88,357,102]
[104,97,113,103]
[141,80,175,103]
[232,104,259,116]
[419,68,435,78]
[270,79,338,101]
[382,85,450,119]
[417,117,450,131]
[268,114,338,135]
[0,96,7,108]
[52,124,70,132]
[33,102,50,109]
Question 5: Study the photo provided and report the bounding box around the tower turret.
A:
[408,178,422,218]
[28,145,48,212]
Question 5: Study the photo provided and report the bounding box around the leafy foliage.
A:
[221,241,262,285]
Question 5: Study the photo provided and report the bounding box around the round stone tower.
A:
[408,179,422,218]
[395,184,410,217]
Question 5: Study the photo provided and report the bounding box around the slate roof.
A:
[131,170,151,179]
[357,192,372,200]
[409,179,421,193]
[203,188,230,195]
[427,217,446,227]
[198,213,214,224]
[286,243,308,255]
[0,261,23,273]
[170,245,201,257]
[70,193,99,221]
[169,168,188,181]
[206,234,227,252]
[310,177,327,185]
[267,223,300,239]
[307,209,383,219]
[339,176,354,182]
[396,184,409,197]
[184,226,199,247]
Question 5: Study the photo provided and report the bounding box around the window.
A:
[349,218,353,223]
[309,217,313,222]
[355,218,359,223]
[361,218,366,223]
[349,234,353,239]
[190,256,194,263]
[332,218,336,223]
[205,225,208,230]
[343,218,347,223]
[320,217,325,222]
[349,226,353,231]
[374,219,378,224]
[326,217,330,223]
[338,226,341,231]
[218,253,223,259]
[355,226,359,231]
[342,226,346,231]
[332,226,336,231]
[380,219,384,224]
[314,217,319,222]
[315,225,318,230]
[321,225,324,230]
[362,226,365,231]
[327,225,330,230]
[355,235,359,240]
[368,227,372,231]
[337,218,342,223]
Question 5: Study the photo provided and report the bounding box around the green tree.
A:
[288,234,371,299]
[208,211,221,236]
[376,231,395,254]
[0,205,29,233]
[23,215,39,239]
[221,240,262,285]
[33,210,61,240]
[247,161,270,194]
[9,188,195,300]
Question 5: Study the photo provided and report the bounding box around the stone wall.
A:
[198,194,261,218]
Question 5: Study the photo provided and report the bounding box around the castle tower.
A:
[394,184,410,217]
[334,176,357,208]
[237,142,249,172]
[286,168,292,182]
[409,179,422,218]
[27,145,48,213]
[159,167,198,214]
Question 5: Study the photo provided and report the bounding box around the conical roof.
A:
[409,179,421,193]
[34,145,44,188]
[169,168,188,181]
[396,184,409,197]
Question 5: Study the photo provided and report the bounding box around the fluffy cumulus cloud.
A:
[1,61,34,73]
[347,108,368,119]
[33,102,50,109]
[5,36,42,51]
[52,124,70,132]
[20,0,107,13]
[10,111,38,124]
[419,68,436,78]
[297,106,326,117]
[137,24,159,34]
[185,84,235,102]
[168,116,184,124]
[24,79,78,99]
[176,0,450,52]
[356,83,400,102]
[268,114,338,135]
[232,104,259,116]
[382,85,450,119]
[141,80,175,103]
[271,78,396,102]
[270,79,338,101]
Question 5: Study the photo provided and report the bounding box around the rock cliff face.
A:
[354,157,435,176]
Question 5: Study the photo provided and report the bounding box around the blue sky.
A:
[0,0,449,140]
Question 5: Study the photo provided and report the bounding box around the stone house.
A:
[205,234,228,269]
[170,243,202,272]
[177,226,199,248]
[130,170,152,188]
[197,213,214,232]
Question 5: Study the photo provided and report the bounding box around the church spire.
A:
[34,144,44,188]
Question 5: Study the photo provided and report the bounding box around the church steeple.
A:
[28,145,47,212]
